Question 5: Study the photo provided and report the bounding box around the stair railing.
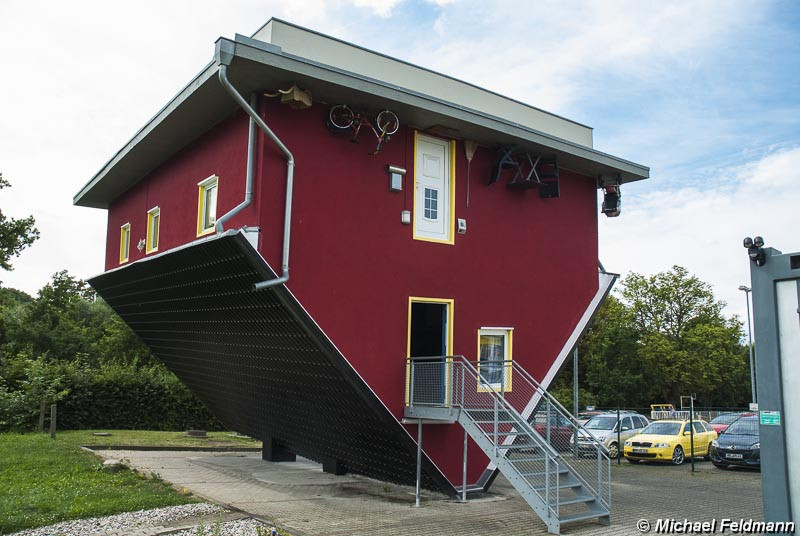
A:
[406,356,611,511]
[407,356,563,516]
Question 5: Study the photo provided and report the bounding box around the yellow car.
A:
[623,419,718,465]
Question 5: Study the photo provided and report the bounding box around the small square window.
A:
[119,223,131,264]
[146,207,160,253]
[197,175,219,236]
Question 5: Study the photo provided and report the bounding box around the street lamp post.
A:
[738,285,757,404]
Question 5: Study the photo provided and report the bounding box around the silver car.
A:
[570,412,650,458]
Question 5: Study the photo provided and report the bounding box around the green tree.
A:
[0,174,39,272]
[619,266,749,407]
[554,266,751,410]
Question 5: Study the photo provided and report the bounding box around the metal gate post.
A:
[415,418,422,507]
[461,428,468,503]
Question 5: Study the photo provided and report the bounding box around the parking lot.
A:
[98,449,763,536]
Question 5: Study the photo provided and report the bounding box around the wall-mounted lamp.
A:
[137,238,146,252]
[388,165,406,192]
[401,210,411,225]
[743,236,767,266]
[599,175,621,217]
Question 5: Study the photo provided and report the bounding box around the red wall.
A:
[105,110,255,269]
[105,98,599,486]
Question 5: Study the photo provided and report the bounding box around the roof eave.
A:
[74,36,648,209]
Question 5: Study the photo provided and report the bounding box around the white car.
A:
[570,412,649,458]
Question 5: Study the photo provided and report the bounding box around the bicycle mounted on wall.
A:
[327,105,400,155]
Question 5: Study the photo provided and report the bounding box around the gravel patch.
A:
[172,518,280,536]
[9,503,224,536]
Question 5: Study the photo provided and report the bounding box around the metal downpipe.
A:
[217,64,295,290]
[215,92,257,233]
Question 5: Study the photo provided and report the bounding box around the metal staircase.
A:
[405,356,610,534]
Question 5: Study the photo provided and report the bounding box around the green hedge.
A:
[0,357,222,432]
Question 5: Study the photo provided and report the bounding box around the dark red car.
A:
[710,412,754,434]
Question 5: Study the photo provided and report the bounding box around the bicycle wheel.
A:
[328,104,355,130]
[375,110,399,136]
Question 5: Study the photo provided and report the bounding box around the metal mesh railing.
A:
[406,356,611,514]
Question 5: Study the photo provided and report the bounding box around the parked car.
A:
[531,413,574,451]
[709,415,760,469]
[570,412,649,458]
[577,411,604,426]
[709,412,753,434]
[623,419,717,465]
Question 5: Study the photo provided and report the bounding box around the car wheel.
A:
[608,442,619,459]
[671,445,685,465]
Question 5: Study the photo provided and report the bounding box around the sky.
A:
[0,0,798,327]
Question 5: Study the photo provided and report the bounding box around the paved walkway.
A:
[97,450,763,536]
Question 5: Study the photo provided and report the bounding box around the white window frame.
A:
[413,132,456,244]
[119,223,131,264]
[197,174,219,236]
[146,206,160,253]
[477,327,513,392]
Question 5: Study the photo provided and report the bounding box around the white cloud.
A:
[599,146,800,326]
[351,0,403,17]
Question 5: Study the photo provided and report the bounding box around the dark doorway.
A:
[409,301,449,405]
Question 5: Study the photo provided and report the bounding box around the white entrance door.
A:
[415,134,451,242]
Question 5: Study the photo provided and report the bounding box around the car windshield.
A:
[585,416,617,430]
[711,413,741,425]
[641,422,681,435]
[725,418,759,436]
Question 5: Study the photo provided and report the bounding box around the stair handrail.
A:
[455,356,562,461]
[510,360,611,457]
[509,360,611,507]
[452,356,562,515]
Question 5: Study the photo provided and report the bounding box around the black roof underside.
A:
[88,231,454,494]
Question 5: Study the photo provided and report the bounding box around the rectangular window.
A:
[197,175,219,236]
[414,132,455,244]
[119,223,130,264]
[477,328,513,392]
[423,188,438,220]
[146,206,160,253]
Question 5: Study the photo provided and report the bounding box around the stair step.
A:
[519,467,569,478]
[558,495,596,506]
[533,480,582,491]
[559,508,610,525]
[508,456,546,463]
[471,419,518,424]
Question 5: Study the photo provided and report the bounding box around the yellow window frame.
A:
[404,296,455,406]
[146,206,160,254]
[119,223,131,264]
[196,174,219,237]
[477,327,513,393]
[412,131,456,245]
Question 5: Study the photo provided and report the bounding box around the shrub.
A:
[0,356,221,432]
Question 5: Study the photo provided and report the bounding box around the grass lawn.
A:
[0,431,260,534]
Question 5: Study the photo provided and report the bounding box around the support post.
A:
[415,418,423,507]
[546,399,552,445]
[573,348,579,455]
[460,428,468,503]
[39,401,46,431]
[617,406,621,465]
[689,397,695,473]
[49,404,56,440]
[597,446,603,503]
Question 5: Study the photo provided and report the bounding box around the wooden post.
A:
[49,404,56,439]
[38,401,46,431]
